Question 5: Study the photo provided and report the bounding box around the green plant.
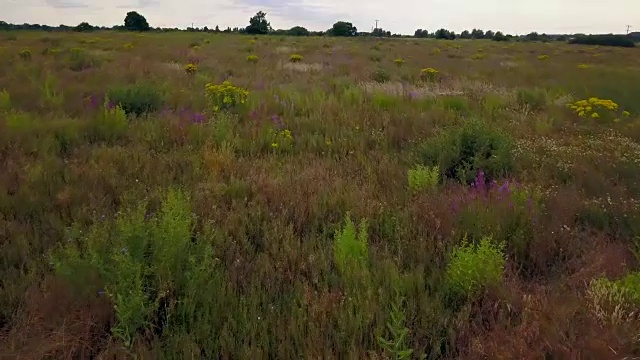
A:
[378,288,414,360]
[90,98,128,142]
[41,72,64,109]
[418,119,514,183]
[445,236,505,300]
[408,165,439,193]
[52,190,222,348]
[419,67,439,82]
[334,213,369,278]
[289,54,304,63]
[371,68,390,83]
[107,83,163,117]
[537,54,550,61]
[393,58,405,66]
[516,88,549,111]
[0,89,10,112]
[205,81,249,112]
[68,47,99,71]
[588,272,640,325]
[19,49,32,60]
[246,54,259,63]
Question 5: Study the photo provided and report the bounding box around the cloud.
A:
[45,0,88,8]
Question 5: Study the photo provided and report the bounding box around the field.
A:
[1,31,640,359]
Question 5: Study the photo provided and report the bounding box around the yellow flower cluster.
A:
[247,55,259,63]
[537,54,549,61]
[123,43,134,50]
[271,129,294,149]
[289,54,304,63]
[204,81,249,112]
[393,58,405,66]
[420,67,440,81]
[184,63,198,75]
[568,97,622,119]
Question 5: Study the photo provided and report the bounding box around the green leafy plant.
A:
[408,165,439,193]
[107,83,163,117]
[445,236,505,300]
[19,49,32,60]
[378,289,414,360]
[334,213,369,278]
[68,47,100,71]
[419,119,514,184]
[588,272,640,325]
[0,89,10,112]
[204,80,249,112]
[51,190,223,348]
[247,54,259,63]
[371,68,391,83]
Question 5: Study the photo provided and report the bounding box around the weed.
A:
[204,81,249,112]
[107,83,164,117]
[289,54,303,63]
[371,68,391,83]
[408,165,439,193]
[378,288,414,360]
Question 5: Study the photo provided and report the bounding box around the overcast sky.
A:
[2,0,638,35]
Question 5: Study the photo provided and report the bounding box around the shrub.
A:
[289,54,303,63]
[567,97,625,120]
[445,236,505,300]
[334,213,369,278]
[184,63,197,75]
[418,119,514,184]
[378,289,413,360]
[246,54,259,63]
[419,67,439,82]
[371,68,390,83]
[51,190,222,348]
[68,47,100,71]
[107,84,163,117]
[569,35,635,48]
[537,54,550,61]
[19,49,32,60]
[90,99,128,142]
[407,165,439,193]
[204,80,249,112]
[393,58,405,66]
[516,88,549,111]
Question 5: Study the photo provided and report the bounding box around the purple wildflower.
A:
[97,288,105,297]
[271,114,284,129]
[191,112,206,124]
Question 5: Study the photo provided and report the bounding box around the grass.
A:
[1,31,640,358]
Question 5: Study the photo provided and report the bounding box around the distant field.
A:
[1,31,640,359]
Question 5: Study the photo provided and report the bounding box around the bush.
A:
[19,49,31,60]
[408,165,439,193]
[51,190,223,348]
[371,68,390,83]
[107,84,163,117]
[418,119,514,184]
[246,54,259,63]
[516,88,549,111]
[68,48,100,71]
[445,236,505,300]
[588,272,640,325]
[334,213,369,278]
[204,81,249,112]
[289,54,303,63]
[569,35,635,48]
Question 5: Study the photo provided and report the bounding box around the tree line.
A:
[1,11,637,46]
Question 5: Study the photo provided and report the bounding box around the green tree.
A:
[74,22,94,32]
[288,26,310,36]
[471,28,484,39]
[492,31,509,42]
[435,28,455,40]
[246,11,271,34]
[124,11,150,31]
[329,21,357,37]
[460,30,471,39]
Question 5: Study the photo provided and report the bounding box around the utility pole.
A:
[627,25,632,35]
[375,19,379,30]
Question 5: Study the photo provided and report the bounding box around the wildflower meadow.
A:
[0,28,640,359]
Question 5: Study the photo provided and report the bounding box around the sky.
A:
[2,0,638,35]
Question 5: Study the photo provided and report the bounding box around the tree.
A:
[246,11,270,34]
[414,29,429,38]
[124,11,150,31]
[484,30,495,39]
[435,28,455,40]
[525,32,540,41]
[492,31,509,42]
[460,30,471,39]
[215,25,220,33]
[288,26,310,36]
[329,21,357,37]
[73,22,94,32]
[471,28,484,39]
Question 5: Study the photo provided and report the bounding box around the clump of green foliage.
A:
[19,49,32,60]
[407,165,439,193]
[445,236,505,300]
[51,190,224,351]
[107,83,164,117]
[418,119,514,184]
[378,288,414,360]
[289,54,304,63]
[246,54,259,63]
[569,35,635,48]
[0,89,10,112]
[334,213,369,278]
[371,68,390,83]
